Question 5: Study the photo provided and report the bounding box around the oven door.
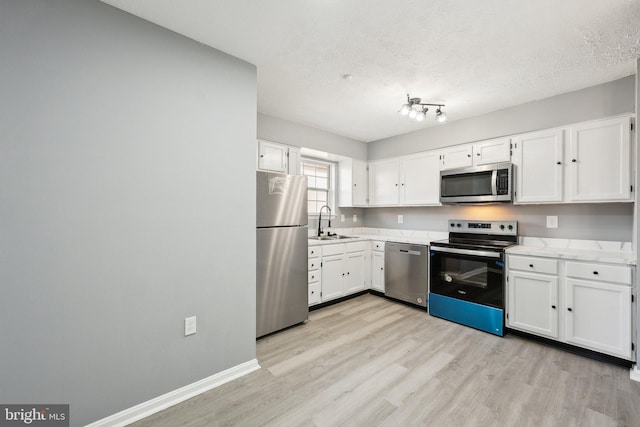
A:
[429,246,504,309]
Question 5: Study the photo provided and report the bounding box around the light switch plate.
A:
[398,215,404,224]
[185,316,197,336]
[353,214,357,223]
[546,216,558,228]
[341,214,345,222]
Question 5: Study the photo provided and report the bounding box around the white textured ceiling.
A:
[100,0,639,142]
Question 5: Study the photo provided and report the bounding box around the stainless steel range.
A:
[428,220,518,336]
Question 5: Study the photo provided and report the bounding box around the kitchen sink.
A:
[309,235,355,241]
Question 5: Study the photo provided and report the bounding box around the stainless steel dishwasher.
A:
[384,242,428,308]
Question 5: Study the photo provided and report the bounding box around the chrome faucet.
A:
[317,205,332,237]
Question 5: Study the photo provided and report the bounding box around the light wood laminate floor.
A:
[132,294,640,426]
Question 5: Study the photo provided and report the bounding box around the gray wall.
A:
[258,113,368,230]
[368,76,635,160]
[364,76,636,242]
[0,1,256,426]
[363,203,634,241]
[258,113,367,160]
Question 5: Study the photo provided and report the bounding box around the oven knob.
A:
[508,225,513,230]
[451,223,455,227]
[456,223,461,228]
[500,224,505,230]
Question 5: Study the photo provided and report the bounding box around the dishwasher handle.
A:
[399,249,422,256]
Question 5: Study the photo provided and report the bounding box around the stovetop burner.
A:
[431,220,519,252]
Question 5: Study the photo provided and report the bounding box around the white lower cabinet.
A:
[321,253,347,301]
[564,261,633,359]
[317,241,370,303]
[345,250,367,294]
[371,247,385,292]
[507,255,634,360]
[508,270,559,339]
[308,246,321,306]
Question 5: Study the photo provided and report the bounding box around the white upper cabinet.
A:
[287,146,301,175]
[399,151,441,205]
[257,140,300,175]
[568,116,632,202]
[440,145,473,170]
[368,158,400,206]
[338,159,368,207]
[512,115,632,204]
[440,137,511,170]
[512,129,565,203]
[369,151,441,206]
[258,140,288,172]
[473,137,512,165]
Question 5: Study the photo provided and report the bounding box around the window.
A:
[301,158,335,215]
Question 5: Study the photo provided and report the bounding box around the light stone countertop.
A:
[309,229,637,266]
[307,227,448,247]
[506,237,636,266]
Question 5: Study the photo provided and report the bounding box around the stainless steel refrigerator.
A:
[256,171,308,338]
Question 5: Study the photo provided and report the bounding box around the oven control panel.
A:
[448,220,517,235]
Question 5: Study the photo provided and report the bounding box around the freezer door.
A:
[256,226,309,337]
[257,171,308,227]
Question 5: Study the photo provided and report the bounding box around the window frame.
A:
[300,157,336,218]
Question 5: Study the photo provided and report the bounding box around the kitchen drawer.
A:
[308,270,320,284]
[372,241,385,252]
[322,243,346,256]
[345,241,368,253]
[308,246,321,258]
[508,255,558,275]
[566,262,632,285]
[308,282,321,305]
[308,258,320,271]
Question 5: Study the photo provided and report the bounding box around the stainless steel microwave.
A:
[440,162,513,204]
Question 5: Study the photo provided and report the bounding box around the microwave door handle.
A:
[491,169,498,195]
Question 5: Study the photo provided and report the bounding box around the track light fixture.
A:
[398,94,448,124]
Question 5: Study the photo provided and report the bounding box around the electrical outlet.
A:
[185,316,197,336]
[546,216,558,228]
[398,215,404,224]
[341,214,345,222]
[353,214,357,223]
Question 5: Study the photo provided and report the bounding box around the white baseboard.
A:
[86,358,261,427]
[630,364,640,382]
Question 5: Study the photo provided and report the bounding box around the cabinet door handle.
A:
[556,161,562,165]
[342,273,345,276]
[467,154,471,158]
[551,305,556,309]
[572,159,577,163]
[260,154,264,158]
[593,271,599,275]
[476,153,480,156]
[567,307,573,312]
[347,272,350,275]
[529,264,534,268]
[381,267,384,270]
